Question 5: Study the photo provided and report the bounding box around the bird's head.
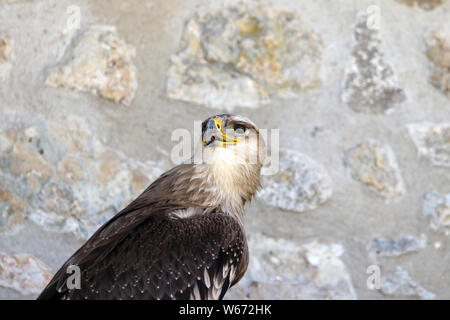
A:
[200,114,266,168]
[189,114,266,215]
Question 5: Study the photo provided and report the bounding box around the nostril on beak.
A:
[206,135,216,146]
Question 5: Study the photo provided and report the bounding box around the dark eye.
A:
[234,124,247,134]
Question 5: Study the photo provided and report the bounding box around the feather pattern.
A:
[37,162,254,300]
[37,114,263,300]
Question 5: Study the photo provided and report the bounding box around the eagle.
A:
[37,114,265,300]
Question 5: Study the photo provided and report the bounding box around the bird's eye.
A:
[234,124,247,134]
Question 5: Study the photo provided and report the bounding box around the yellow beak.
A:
[203,118,242,147]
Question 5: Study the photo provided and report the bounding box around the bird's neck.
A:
[190,162,262,224]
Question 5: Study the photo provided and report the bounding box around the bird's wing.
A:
[37,209,248,300]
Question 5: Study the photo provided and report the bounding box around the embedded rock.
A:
[381,267,435,299]
[372,234,426,256]
[344,140,405,199]
[258,149,332,212]
[426,33,450,98]
[407,122,450,167]
[0,252,52,295]
[167,2,323,110]
[46,25,137,105]
[423,191,450,231]
[0,33,12,63]
[395,0,446,10]
[0,114,164,239]
[0,32,13,78]
[227,233,357,300]
[342,12,405,113]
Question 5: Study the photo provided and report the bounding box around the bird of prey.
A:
[37,114,266,300]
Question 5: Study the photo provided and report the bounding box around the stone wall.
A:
[0,0,449,299]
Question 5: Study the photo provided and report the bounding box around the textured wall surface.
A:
[0,0,449,300]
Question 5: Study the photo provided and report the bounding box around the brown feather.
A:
[37,114,263,300]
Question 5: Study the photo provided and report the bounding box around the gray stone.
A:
[166,2,323,110]
[407,122,450,167]
[258,149,332,212]
[0,252,52,295]
[381,267,436,299]
[427,33,450,97]
[46,25,138,105]
[0,114,164,239]
[342,12,405,113]
[372,234,426,256]
[344,139,405,199]
[227,233,357,300]
[423,191,450,230]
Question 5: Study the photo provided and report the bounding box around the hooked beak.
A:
[203,118,241,147]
